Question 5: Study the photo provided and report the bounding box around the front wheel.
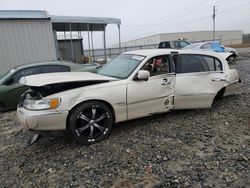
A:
[68,101,113,145]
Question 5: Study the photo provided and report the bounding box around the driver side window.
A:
[141,55,170,76]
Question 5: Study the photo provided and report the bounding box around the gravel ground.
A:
[0,49,250,188]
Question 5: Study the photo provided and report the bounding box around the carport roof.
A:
[51,15,121,31]
[0,10,49,19]
[0,10,121,31]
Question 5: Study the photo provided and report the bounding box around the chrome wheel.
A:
[69,101,113,144]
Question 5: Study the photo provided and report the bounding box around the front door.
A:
[127,55,175,120]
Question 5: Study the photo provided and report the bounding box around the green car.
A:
[0,61,99,112]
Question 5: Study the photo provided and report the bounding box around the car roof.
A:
[123,49,181,57]
[13,60,81,71]
[123,49,228,60]
[160,40,188,42]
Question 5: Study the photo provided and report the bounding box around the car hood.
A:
[19,72,118,87]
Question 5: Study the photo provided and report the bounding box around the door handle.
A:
[162,78,171,85]
[211,78,226,82]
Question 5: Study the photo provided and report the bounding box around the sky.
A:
[1,0,250,48]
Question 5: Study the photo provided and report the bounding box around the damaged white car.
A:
[17,49,241,144]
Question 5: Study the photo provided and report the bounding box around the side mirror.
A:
[4,77,14,86]
[136,70,150,81]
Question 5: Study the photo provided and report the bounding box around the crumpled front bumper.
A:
[17,107,69,131]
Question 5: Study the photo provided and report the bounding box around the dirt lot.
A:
[0,49,249,188]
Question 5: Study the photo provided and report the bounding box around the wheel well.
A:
[212,87,226,105]
[216,87,226,99]
[66,100,116,130]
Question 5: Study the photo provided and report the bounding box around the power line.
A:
[123,0,209,29]
[123,0,224,34]
[124,13,212,37]
[217,2,250,15]
[145,0,224,27]
[124,16,211,40]
[123,1,250,41]
[205,17,213,30]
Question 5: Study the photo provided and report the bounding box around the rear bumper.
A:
[17,108,68,131]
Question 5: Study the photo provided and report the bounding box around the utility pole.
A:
[213,5,216,41]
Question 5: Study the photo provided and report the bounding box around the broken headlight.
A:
[23,98,61,110]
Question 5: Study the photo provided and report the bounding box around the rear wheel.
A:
[68,101,113,145]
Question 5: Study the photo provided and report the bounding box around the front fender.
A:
[57,84,128,123]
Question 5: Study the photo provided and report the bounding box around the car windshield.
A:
[180,41,190,48]
[0,69,16,84]
[98,54,145,79]
[173,41,190,48]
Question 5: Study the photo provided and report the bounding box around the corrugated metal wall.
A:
[58,39,83,63]
[0,20,57,74]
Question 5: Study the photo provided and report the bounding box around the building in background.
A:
[57,38,83,63]
[0,10,121,74]
[0,11,56,73]
[114,30,243,47]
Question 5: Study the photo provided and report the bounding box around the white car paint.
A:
[183,42,238,60]
[19,72,118,87]
[17,49,240,132]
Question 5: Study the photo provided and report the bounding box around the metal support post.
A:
[91,30,95,61]
[69,23,75,62]
[87,24,91,61]
[103,25,107,63]
[118,25,121,54]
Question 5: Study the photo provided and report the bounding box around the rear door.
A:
[174,54,226,109]
[127,55,175,119]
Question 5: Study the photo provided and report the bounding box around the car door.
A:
[127,55,175,120]
[174,54,226,109]
[2,67,41,109]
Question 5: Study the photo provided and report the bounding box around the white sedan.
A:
[17,49,241,144]
[183,41,238,62]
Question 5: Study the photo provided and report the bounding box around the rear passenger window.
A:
[41,65,70,73]
[177,54,222,73]
[202,56,222,71]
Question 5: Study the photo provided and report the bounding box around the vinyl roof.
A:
[0,10,121,31]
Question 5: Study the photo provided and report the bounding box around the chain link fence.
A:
[84,44,158,62]
[84,38,245,62]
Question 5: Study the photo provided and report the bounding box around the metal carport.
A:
[51,15,121,62]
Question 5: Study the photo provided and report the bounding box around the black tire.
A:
[68,101,113,145]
